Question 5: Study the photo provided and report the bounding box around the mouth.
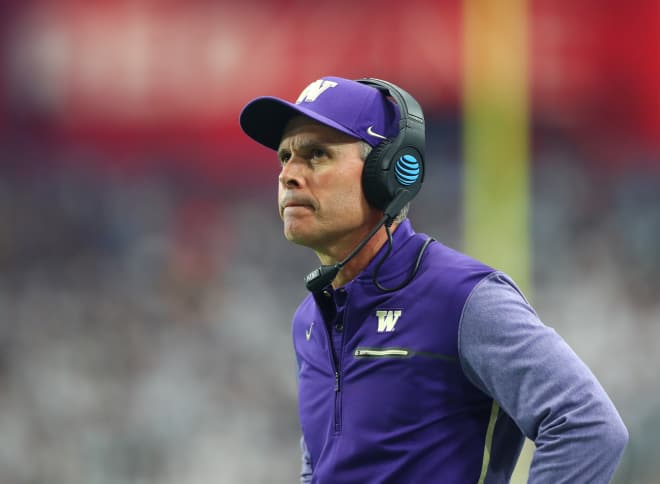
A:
[282,203,314,213]
[280,196,315,214]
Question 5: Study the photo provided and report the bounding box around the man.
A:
[239,76,628,483]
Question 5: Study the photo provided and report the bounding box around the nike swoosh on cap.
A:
[367,125,388,140]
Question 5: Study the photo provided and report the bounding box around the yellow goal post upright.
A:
[462,0,534,481]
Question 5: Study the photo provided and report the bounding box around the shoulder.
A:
[416,239,496,302]
[423,239,494,275]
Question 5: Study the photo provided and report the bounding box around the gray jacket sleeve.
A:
[300,435,312,484]
[458,272,628,483]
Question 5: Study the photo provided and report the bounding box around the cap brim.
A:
[239,96,361,151]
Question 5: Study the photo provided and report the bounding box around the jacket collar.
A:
[350,219,418,288]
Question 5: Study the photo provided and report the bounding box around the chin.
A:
[284,231,313,247]
[284,227,319,249]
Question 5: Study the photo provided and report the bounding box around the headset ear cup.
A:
[357,78,425,214]
[362,141,394,210]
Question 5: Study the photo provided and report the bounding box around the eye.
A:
[310,148,326,159]
[278,150,291,165]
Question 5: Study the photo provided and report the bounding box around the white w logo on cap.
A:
[296,79,338,104]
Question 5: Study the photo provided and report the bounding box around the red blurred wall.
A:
[1,0,658,181]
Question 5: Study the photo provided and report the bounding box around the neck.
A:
[316,221,400,289]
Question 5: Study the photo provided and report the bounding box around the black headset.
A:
[356,78,426,220]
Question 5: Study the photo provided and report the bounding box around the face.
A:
[277,116,380,256]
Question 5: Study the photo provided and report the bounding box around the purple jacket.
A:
[293,220,628,483]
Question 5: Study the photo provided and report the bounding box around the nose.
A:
[278,157,305,189]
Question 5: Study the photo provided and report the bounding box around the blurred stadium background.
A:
[1,0,658,483]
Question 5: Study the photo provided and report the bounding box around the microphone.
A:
[304,264,343,293]
[304,191,409,292]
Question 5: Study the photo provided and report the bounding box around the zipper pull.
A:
[334,371,340,392]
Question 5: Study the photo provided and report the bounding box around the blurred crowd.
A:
[0,0,658,482]
[0,122,659,483]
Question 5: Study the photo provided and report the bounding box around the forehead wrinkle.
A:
[277,136,311,160]
[278,135,321,155]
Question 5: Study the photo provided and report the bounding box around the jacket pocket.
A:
[353,347,410,358]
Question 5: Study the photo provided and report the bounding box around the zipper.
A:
[334,370,341,433]
[354,347,410,358]
[323,315,344,434]
[320,290,348,435]
[322,325,341,434]
[332,313,346,434]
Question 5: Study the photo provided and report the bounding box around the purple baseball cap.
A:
[239,76,400,151]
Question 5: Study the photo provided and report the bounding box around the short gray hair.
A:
[359,141,410,223]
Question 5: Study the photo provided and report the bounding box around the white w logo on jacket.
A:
[376,310,402,332]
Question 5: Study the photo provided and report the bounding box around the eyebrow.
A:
[277,139,329,158]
